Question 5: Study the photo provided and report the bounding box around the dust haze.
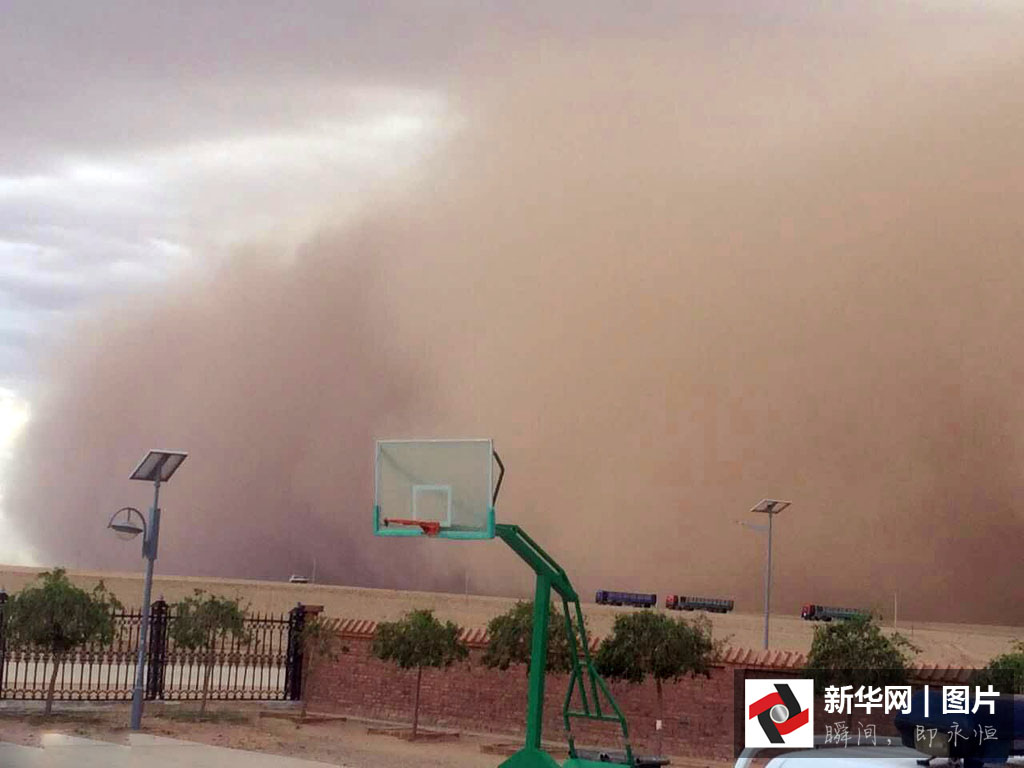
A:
[9,13,1024,624]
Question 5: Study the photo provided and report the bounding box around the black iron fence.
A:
[0,594,310,703]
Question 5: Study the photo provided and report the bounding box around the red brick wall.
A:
[308,634,737,759]
[308,628,960,759]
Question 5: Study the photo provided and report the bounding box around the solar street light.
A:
[129,450,187,483]
[110,450,187,731]
[749,499,791,650]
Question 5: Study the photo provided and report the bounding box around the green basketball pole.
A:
[494,524,635,768]
[373,440,644,768]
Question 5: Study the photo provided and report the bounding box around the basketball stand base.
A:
[497,747,562,768]
[497,748,636,768]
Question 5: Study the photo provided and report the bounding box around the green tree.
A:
[805,614,919,725]
[974,640,1024,694]
[596,612,717,755]
[372,609,468,739]
[482,600,583,674]
[4,568,122,715]
[298,613,345,720]
[168,590,248,715]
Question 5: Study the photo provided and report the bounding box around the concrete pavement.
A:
[0,733,343,767]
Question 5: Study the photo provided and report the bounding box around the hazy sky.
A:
[2,2,1023,625]
[0,1,467,560]
[4,0,1021,391]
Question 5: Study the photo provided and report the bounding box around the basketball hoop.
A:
[382,518,442,536]
[372,438,643,767]
[374,439,495,540]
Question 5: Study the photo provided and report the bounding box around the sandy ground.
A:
[0,703,732,768]
[0,704,493,768]
[1,565,1020,666]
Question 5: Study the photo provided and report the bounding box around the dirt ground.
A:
[0,703,731,768]
[1,565,1020,666]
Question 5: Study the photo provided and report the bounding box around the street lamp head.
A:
[750,498,792,515]
[108,507,145,540]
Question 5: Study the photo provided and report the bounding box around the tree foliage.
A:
[4,568,122,652]
[169,590,247,650]
[805,614,919,692]
[300,613,344,669]
[372,609,467,670]
[372,609,467,739]
[483,600,583,673]
[4,568,122,715]
[974,640,1024,694]
[596,611,717,685]
[596,611,717,756]
[168,590,248,714]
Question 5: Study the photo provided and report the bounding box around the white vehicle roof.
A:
[736,743,921,768]
[736,744,1024,768]
[765,747,924,768]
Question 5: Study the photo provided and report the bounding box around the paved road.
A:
[0,733,342,767]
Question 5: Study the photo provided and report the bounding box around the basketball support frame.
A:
[375,445,637,767]
[494,523,634,768]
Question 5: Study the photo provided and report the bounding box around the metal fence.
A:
[0,595,309,703]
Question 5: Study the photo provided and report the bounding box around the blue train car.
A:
[595,590,657,608]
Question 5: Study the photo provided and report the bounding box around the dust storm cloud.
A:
[9,13,1024,623]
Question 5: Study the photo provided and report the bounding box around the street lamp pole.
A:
[749,499,791,651]
[130,477,160,731]
[764,509,773,650]
[111,449,187,731]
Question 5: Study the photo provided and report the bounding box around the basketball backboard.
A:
[373,439,498,539]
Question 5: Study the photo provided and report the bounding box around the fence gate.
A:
[0,593,309,703]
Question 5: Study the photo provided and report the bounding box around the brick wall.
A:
[309,632,737,759]
[308,622,968,760]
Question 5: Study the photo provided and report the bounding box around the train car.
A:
[595,590,657,608]
[665,595,734,613]
[800,603,867,621]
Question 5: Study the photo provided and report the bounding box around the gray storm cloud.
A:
[7,5,1024,623]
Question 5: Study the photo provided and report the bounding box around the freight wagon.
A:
[595,590,657,608]
[665,595,734,613]
[800,603,867,621]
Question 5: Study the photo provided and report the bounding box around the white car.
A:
[736,736,1024,768]
[738,743,925,768]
